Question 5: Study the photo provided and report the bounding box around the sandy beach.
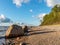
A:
[5,25,60,45]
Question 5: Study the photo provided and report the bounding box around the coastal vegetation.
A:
[41,5,60,25]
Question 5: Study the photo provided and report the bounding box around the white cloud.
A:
[32,13,46,20]
[0,14,5,20]
[29,9,33,13]
[38,13,46,20]
[0,14,13,23]
[45,0,60,7]
[13,0,30,7]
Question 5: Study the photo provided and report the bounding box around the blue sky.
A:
[0,0,60,26]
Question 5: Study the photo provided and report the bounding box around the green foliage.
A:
[41,5,60,25]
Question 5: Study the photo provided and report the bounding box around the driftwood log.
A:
[5,24,24,38]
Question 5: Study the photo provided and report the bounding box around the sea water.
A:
[0,30,5,45]
[0,26,9,45]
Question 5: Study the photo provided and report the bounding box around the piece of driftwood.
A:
[5,24,24,38]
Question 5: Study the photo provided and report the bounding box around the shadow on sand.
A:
[28,30,56,36]
[0,30,56,39]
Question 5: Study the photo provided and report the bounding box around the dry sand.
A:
[6,25,60,45]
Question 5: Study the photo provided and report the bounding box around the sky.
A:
[0,0,60,26]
